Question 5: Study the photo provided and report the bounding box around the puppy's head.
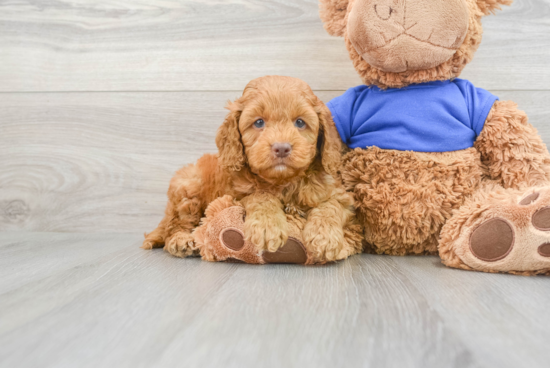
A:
[216,76,341,182]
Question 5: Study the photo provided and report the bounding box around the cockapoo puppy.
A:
[142,76,362,263]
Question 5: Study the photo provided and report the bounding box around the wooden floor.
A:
[1,1,550,367]
[2,232,550,368]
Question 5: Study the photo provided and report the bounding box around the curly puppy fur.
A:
[143,76,362,263]
[319,0,512,89]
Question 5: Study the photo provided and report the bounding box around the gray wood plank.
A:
[394,256,550,368]
[153,255,471,368]
[1,232,549,368]
[0,232,137,294]
[0,0,548,92]
[0,233,241,368]
[1,90,549,233]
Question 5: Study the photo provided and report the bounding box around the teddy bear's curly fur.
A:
[320,0,550,275]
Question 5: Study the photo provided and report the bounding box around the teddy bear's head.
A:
[319,0,512,88]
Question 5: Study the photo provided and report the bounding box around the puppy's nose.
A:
[272,143,292,158]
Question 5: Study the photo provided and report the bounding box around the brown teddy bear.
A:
[319,0,550,275]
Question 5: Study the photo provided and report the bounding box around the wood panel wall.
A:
[1,0,549,233]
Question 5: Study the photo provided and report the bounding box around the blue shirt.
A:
[327,79,498,152]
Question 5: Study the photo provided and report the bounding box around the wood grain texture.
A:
[0,232,133,294]
[0,0,549,92]
[1,2,549,368]
[0,232,549,368]
[2,90,549,233]
[396,257,550,368]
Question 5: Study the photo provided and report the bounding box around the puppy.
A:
[142,76,362,263]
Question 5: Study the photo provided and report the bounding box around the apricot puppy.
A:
[142,76,362,263]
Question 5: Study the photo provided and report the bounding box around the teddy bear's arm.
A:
[474,100,550,189]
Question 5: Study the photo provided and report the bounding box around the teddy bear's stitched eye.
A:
[253,119,265,129]
[295,119,306,129]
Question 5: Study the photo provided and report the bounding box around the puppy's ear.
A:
[319,0,350,37]
[216,101,246,171]
[477,0,512,15]
[315,99,342,177]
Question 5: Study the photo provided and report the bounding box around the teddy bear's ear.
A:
[477,0,513,15]
[319,0,350,37]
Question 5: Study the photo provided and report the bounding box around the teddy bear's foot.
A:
[194,197,311,264]
[219,223,308,264]
[439,185,550,275]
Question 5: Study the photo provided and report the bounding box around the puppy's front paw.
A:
[244,216,288,253]
[303,221,346,263]
[164,232,198,258]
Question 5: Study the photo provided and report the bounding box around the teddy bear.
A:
[319,0,550,275]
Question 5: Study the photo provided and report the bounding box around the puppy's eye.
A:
[294,119,306,129]
[253,119,265,129]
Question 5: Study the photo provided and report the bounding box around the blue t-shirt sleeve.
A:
[326,86,365,144]
[454,79,499,136]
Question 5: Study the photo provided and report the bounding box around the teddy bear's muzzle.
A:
[347,0,469,73]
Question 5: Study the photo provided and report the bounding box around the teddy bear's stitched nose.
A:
[374,4,393,21]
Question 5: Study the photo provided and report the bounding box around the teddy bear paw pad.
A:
[262,237,307,264]
[538,243,550,257]
[469,218,514,262]
[532,206,550,230]
[220,228,245,251]
[519,192,540,206]
[446,187,550,275]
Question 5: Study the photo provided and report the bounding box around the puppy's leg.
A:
[241,193,289,253]
[164,196,203,258]
[302,191,359,263]
[142,215,168,249]
[142,163,205,258]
